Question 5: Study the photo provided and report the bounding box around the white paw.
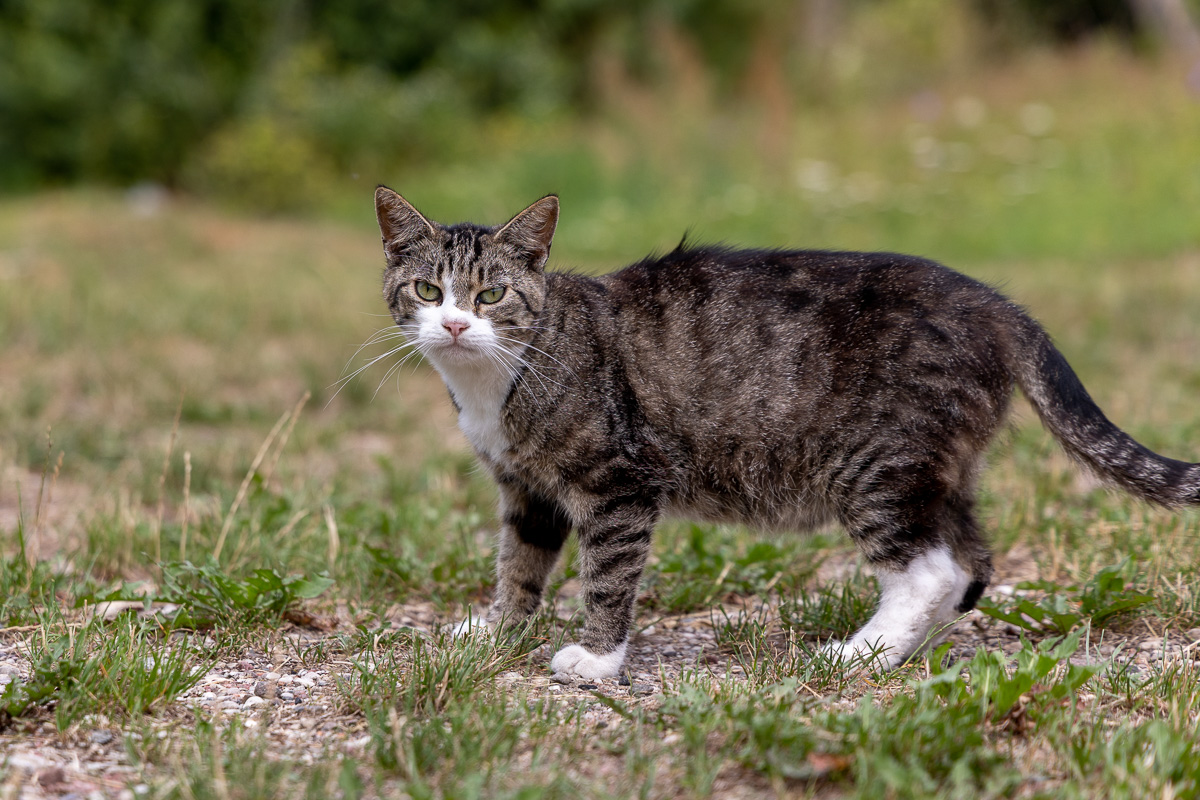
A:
[451,612,491,638]
[549,642,627,679]
[821,637,901,670]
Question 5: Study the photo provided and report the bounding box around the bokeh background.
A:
[1,0,1199,576]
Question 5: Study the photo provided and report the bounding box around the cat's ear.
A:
[495,195,559,271]
[375,186,435,258]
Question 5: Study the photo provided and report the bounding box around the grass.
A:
[2,41,1200,799]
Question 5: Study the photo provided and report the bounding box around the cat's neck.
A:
[433,356,518,460]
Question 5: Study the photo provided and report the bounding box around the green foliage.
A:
[780,569,878,640]
[646,524,805,612]
[976,560,1154,635]
[0,0,276,187]
[1,617,210,729]
[0,538,69,626]
[1,0,1174,192]
[76,560,334,628]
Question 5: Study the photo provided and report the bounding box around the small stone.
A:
[264,672,282,681]
[630,684,654,696]
[90,730,114,745]
[279,675,294,685]
[0,664,22,676]
[243,696,266,708]
[253,681,270,698]
[237,660,253,670]
[550,673,573,685]
[1186,628,1200,644]
[280,691,295,701]
[0,674,11,685]
[1139,640,1158,652]
[36,766,65,786]
[618,674,631,686]
[578,683,597,691]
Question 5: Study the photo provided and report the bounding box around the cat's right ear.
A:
[375,187,435,258]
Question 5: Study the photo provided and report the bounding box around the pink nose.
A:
[443,319,470,339]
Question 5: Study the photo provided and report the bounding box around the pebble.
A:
[264,672,282,681]
[550,673,573,685]
[254,681,270,698]
[1187,628,1200,643]
[90,730,114,745]
[0,674,10,685]
[244,696,266,708]
[0,664,22,676]
[630,684,655,696]
[578,683,597,690]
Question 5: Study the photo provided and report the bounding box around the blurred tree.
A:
[0,0,1192,192]
[0,0,280,187]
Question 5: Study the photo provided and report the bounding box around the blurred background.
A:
[1,0,1198,577]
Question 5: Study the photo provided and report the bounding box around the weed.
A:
[76,560,334,629]
[2,616,210,730]
[645,524,810,612]
[976,560,1153,635]
[779,568,879,641]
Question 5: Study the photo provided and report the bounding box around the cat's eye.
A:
[477,287,506,304]
[414,280,442,302]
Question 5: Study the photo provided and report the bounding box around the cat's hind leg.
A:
[830,467,991,669]
[829,545,971,668]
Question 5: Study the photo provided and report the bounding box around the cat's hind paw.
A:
[451,612,491,638]
[550,642,627,679]
[819,637,900,670]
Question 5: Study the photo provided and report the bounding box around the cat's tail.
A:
[1010,313,1200,507]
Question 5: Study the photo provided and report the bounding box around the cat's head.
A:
[374,187,558,370]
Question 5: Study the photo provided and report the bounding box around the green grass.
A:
[2,42,1200,799]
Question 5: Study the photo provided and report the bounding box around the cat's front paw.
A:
[550,642,627,679]
[451,612,491,638]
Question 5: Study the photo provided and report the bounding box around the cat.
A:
[372,186,1200,679]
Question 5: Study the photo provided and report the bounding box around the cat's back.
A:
[600,245,998,321]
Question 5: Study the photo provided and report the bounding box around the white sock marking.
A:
[550,642,628,679]
[828,546,970,669]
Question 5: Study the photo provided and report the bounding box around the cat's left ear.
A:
[495,195,559,272]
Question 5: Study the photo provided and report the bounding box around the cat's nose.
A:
[443,319,470,339]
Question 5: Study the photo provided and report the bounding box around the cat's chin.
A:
[425,341,491,366]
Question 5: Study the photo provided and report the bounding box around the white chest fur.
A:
[435,360,515,460]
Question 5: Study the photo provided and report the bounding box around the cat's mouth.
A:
[426,336,487,363]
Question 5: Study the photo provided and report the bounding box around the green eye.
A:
[414,280,442,302]
[477,287,506,304]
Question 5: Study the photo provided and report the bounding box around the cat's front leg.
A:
[550,502,656,679]
[454,486,571,637]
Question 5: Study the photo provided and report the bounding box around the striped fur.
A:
[374,188,1200,676]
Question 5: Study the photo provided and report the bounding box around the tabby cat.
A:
[372,187,1200,679]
